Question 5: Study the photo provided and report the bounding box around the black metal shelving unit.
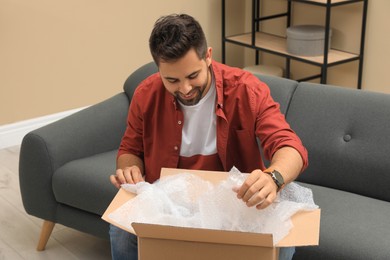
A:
[222,0,368,89]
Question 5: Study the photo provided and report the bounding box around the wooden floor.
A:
[0,145,111,259]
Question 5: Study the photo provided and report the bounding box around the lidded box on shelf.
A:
[286,25,332,57]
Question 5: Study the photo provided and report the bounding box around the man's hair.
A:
[149,14,208,65]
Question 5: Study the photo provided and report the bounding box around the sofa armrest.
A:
[19,92,129,219]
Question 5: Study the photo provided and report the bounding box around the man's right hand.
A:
[110,166,144,189]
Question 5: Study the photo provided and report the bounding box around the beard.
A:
[176,87,203,106]
[175,68,210,106]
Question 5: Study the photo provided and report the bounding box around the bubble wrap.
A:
[108,168,318,245]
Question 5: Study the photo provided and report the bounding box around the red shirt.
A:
[118,61,308,183]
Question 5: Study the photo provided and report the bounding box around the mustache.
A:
[175,87,203,106]
[175,86,201,97]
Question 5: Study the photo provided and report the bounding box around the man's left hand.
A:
[234,169,278,210]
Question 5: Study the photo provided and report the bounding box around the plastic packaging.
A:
[109,168,318,244]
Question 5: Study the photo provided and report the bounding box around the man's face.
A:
[159,48,212,106]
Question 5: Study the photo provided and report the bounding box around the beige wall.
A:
[0,0,389,125]
[0,0,224,125]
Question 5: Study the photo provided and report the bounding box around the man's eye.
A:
[167,79,178,83]
[189,73,198,80]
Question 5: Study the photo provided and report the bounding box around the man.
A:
[109,14,308,260]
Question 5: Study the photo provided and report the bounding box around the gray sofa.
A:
[19,62,390,259]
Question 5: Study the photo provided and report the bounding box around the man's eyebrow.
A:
[186,69,201,78]
[164,76,178,81]
[163,69,201,81]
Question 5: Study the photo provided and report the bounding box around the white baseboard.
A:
[0,107,88,150]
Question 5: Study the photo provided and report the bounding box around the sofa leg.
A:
[37,220,55,251]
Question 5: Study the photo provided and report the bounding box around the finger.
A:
[115,169,127,185]
[132,170,144,183]
[240,172,269,203]
[256,192,276,210]
[123,167,136,184]
[109,174,121,189]
[246,184,272,207]
[236,170,262,199]
[241,180,265,203]
[232,186,240,193]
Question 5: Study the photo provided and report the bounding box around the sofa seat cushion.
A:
[295,182,390,260]
[53,150,118,216]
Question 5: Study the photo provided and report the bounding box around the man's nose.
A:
[178,81,192,95]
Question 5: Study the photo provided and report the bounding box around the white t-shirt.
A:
[178,74,217,157]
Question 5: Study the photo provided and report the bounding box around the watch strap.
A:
[263,169,285,192]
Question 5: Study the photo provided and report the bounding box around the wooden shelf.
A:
[226,32,359,66]
[290,0,364,5]
[222,0,367,88]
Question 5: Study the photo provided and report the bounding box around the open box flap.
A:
[132,223,274,247]
[277,209,320,247]
[102,188,136,233]
[102,168,320,247]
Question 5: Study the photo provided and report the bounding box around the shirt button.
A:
[178,120,182,125]
[174,146,179,150]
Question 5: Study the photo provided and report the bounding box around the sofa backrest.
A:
[123,62,158,100]
[257,74,299,115]
[286,82,390,202]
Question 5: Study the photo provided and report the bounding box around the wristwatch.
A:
[264,169,285,192]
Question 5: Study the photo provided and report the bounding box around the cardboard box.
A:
[102,168,320,260]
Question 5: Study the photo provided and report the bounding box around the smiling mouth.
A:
[176,87,202,106]
[180,91,197,100]
[178,87,200,99]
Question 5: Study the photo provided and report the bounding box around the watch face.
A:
[273,170,284,186]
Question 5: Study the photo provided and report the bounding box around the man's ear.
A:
[206,47,212,67]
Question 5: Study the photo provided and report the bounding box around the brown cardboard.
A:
[102,168,320,260]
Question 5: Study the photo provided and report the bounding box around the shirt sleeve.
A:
[254,79,308,172]
[117,88,145,160]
